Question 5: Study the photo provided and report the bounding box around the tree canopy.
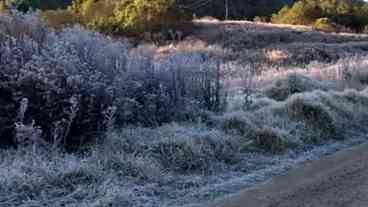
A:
[272,0,368,32]
[41,0,188,35]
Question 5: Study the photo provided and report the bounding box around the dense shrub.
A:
[0,13,225,148]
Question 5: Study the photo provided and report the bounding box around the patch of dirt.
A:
[213,143,368,207]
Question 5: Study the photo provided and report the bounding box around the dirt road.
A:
[214,143,368,207]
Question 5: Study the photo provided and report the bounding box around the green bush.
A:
[314,17,337,32]
[272,1,322,25]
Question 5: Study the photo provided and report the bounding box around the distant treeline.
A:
[272,0,368,32]
[0,0,72,11]
[1,0,368,34]
[175,0,295,19]
[2,0,294,19]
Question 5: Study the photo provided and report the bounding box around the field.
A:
[1,14,368,207]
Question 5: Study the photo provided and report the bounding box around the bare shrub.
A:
[15,121,43,152]
[14,98,44,153]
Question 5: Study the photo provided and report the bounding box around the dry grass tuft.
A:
[253,127,288,153]
[215,112,258,136]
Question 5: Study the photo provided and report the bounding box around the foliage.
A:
[114,0,186,33]
[272,1,323,25]
[272,0,368,32]
[314,17,337,32]
[2,0,188,35]
[64,0,188,35]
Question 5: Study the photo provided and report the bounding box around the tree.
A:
[65,0,188,34]
[272,0,368,32]
[114,0,185,32]
[272,1,322,25]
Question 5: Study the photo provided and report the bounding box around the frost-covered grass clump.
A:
[212,85,368,153]
[263,74,337,101]
[0,124,241,207]
[103,125,240,174]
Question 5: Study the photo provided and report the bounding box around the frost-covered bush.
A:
[0,13,226,148]
[0,17,130,147]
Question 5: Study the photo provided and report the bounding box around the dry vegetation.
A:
[1,12,368,207]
